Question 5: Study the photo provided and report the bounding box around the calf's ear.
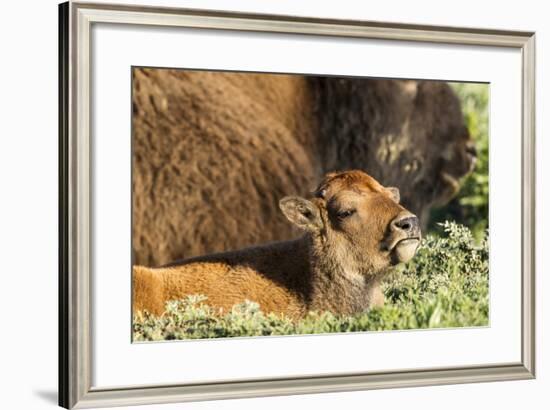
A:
[279,196,323,232]
[386,187,400,203]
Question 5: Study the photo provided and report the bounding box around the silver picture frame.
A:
[59,1,536,408]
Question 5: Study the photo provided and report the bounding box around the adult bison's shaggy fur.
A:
[132,69,475,266]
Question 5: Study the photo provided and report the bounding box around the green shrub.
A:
[429,83,489,240]
[133,222,489,341]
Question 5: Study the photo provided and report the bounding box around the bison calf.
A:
[133,170,421,319]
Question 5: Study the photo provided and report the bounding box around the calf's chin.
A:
[391,239,420,264]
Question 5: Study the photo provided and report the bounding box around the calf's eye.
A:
[337,209,356,219]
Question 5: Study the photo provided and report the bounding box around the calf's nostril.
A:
[393,216,419,232]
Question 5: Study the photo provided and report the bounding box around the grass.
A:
[133,222,489,341]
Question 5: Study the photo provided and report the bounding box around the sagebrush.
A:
[133,222,489,341]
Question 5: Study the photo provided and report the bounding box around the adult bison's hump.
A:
[132,68,318,266]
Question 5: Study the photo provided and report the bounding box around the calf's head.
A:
[280,170,421,275]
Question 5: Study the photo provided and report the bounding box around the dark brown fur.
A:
[133,171,420,318]
[132,69,474,266]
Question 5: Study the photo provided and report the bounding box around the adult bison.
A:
[132,68,475,266]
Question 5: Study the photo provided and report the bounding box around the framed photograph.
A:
[59,1,535,408]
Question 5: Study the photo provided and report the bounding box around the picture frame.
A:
[59,1,536,408]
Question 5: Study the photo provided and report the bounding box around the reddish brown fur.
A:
[132,69,474,266]
[133,239,310,318]
[133,170,420,319]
